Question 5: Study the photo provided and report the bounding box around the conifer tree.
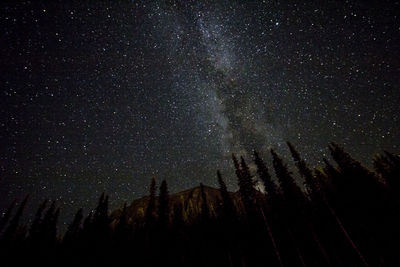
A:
[323,158,340,179]
[328,142,383,209]
[50,208,60,242]
[240,156,257,196]
[0,200,16,234]
[92,193,110,233]
[39,201,59,245]
[271,149,305,205]
[253,151,278,201]
[145,177,156,226]
[328,142,374,180]
[374,151,400,190]
[322,157,342,199]
[232,154,256,215]
[29,199,48,242]
[217,170,236,219]
[64,208,83,244]
[115,203,129,243]
[82,211,93,231]
[89,193,111,247]
[232,153,242,182]
[93,193,109,224]
[287,142,316,195]
[2,195,28,241]
[80,210,93,247]
[314,168,369,266]
[158,180,169,228]
[287,143,332,265]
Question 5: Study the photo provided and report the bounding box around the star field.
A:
[0,0,399,226]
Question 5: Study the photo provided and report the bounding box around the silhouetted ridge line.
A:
[0,142,399,267]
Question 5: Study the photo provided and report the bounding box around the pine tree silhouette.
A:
[287,143,333,265]
[374,151,400,192]
[232,153,243,180]
[2,141,400,267]
[216,170,236,219]
[157,180,169,228]
[271,149,305,205]
[115,203,130,244]
[51,208,60,241]
[82,211,93,231]
[93,193,109,225]
[64,208,83,244]
[145,177,156,227]
[253,151,278,202]
[271,149,318,266]
[328,143,384,265]
[0,199,16,235]
[85,192,111,251]
[323,158,340,180]
[38,201,60,245]
[232,153,256,216]
[29,199,48,243]
[2,195,28,241]
[287,142,317,197]
[328,142,376,182]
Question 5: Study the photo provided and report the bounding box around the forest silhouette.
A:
[0,142,399,266]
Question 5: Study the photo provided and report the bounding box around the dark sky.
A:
[1,0,399,227]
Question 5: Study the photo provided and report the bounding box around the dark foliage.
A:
[0,142,399,267]
[217,170,236,220]
[157,179,170,228]
[145,177,157,227]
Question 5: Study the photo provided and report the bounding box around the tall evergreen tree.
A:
[328,143,384,265]
[158,180,169,228]
[64,208,83,244]
[50,208,60,242]
[93,193,109,225]
[29,199,48,242]
[271,149,305,205]
[328,142,375,180]
[374,151,400,191]
[287,143,332,265]
[82,211,93,231]
[217,170,236,219]
[287,142,316,195]
[253,151,278,201]
[323,158,340,180]
[232,153,242,181]
[232,154,256,215]
[90,193,111,246]
[145,177,156,226]
[115,203,130,243]
[39,201,60,245]
[2,195,28,241]
[0,200,16,234]
[271,150,328,266]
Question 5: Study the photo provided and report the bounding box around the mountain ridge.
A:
[111,185,243,224]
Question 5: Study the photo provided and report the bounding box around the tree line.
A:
[0,142,399,266]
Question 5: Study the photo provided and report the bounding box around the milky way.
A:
[0,1,399,226]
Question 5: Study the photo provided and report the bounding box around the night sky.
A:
[1,0,399,227]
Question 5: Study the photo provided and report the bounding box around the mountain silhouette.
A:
[111,185,242,225]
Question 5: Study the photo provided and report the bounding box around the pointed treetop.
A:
[232,153,241,170]
[254,150,278,200]
[0,199,16,233]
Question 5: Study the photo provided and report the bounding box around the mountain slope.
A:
[111,185,243,224]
